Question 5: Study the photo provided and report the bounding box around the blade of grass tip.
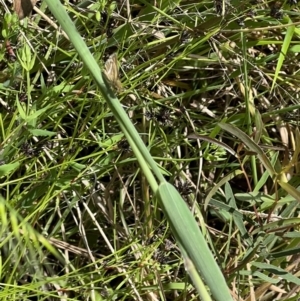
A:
[188,133,237,157]
[45,0,164,187]
[158,182,233,301]
[218,123,276,177]
[254,152,279,193]
[271,17,295,92]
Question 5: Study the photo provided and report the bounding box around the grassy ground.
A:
[1,0,300,300]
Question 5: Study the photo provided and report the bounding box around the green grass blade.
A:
[45,1,232,299]
[158,182,233,301]
[45,0,164,189]
[251,262,300,285]
[278,180,300,202]
[219,123,276,177]
[183,255,212,301]
[271,17,295,92]
[204,169,243,209]
[225,183,253,247]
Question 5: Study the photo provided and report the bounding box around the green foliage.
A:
[0,0,300,300]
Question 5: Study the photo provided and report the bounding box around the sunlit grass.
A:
[0,0,300,300]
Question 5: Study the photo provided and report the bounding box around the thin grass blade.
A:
[271,17,295,92]
[218,123,276,177]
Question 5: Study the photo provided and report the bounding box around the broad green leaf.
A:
[158,182,233,301]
